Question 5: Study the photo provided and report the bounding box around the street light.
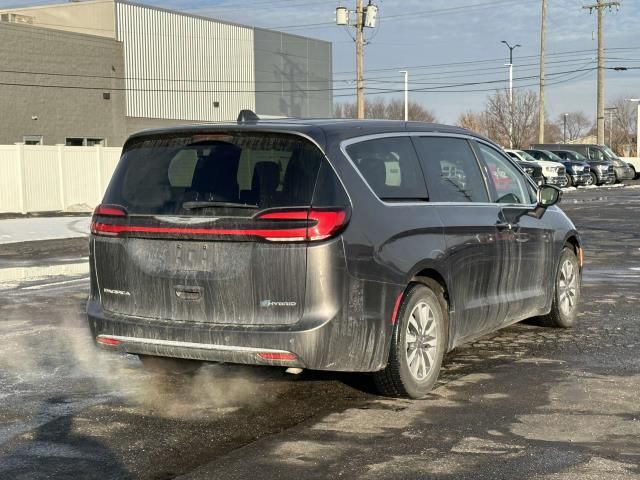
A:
[604,107,617,147]
[399,70,408,121]
[627,99,640,159]
[563,113,568,143]
[501,40,521,149]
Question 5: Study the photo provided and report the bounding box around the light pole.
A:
[563,113,568,143]
[501,40,521,149]
[399,70,408,121]
[604,107,617,147]
[628,99,640,158]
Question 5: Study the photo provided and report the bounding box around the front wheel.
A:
[588,171,598,186]
[138,355,203,375]
[631,166,637,180]
[540,248,581,328]
[564,174,572,188]
[373,283,447,398]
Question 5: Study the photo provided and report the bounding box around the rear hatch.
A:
[91,131,347,326]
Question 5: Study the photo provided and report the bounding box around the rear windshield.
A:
[104,132,324,215]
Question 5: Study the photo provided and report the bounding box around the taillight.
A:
[257,208,349,242]
[96,336,121,346]
[91,204,127,236]
[91,207,348,242]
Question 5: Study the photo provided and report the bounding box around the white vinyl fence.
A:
[0,144,122,214]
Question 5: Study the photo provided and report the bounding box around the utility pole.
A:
[583,0,621,145]
[538,0,547,143]
[355,0,364,119]
[502,41,521,149]
[605,107,617,147]
[399,70,408,121]
[336,2,378,120]
[563,113,568,143]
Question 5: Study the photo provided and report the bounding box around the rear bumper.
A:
[86,297,391,372]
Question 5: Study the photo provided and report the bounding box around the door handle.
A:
[496,222,513,231]
[175,285,203,301]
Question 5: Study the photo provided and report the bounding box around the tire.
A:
[373,282,447,398]
[540,247,581,328]
[614,171,620,183]
[138,355,203,375]
[631,166,637,180]
[564,174,572,188]
[588,171,598,186]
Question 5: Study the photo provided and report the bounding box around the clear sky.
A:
[2,0,639,124]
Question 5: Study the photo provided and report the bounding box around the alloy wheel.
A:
[558,259,578,315]
[405,301,438,381]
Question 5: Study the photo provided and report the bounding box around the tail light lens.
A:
[91,205,349,243]
[258,208,349,242]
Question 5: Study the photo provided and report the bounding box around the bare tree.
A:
[334,98,437,122]
[456,111,491,137]
[610,96,637,155]
[556,111,592,141]
[485,89,539,148]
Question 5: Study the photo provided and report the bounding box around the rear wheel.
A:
[138,355,203,375]
[373,283,447,398]
[540,248,581,328]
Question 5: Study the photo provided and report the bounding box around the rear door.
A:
[412,135,508,342]
[92,131,327,326]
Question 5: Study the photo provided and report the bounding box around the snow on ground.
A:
[0,217,91,245]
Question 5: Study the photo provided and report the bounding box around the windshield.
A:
[603,146,621,161]
[568,151,588,162]
[544,151,563,162]
[103,132,324,216]
[517,150,537,162]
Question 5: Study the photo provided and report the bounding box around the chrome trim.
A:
[96,335,293,355]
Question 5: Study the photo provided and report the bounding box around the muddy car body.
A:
[88,118,583,398]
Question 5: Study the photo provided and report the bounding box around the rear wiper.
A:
[182,201,259,210]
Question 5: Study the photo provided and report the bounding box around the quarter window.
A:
[345,137,428,200]
[412,136,488,202]
[475,142,532,204]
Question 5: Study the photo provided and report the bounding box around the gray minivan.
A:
[88,117,583,398]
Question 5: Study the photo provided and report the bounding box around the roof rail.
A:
[237,109,259,124]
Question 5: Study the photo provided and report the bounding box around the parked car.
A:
[88,115,583,399]
[524,149,591,187]
[533,143,635,182]
[517,149,569,188]
[550,149,615,186]
[503,150,545,186]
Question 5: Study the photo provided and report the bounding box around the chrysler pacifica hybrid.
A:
[88,116,583,398]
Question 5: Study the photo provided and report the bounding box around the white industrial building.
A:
[0,0,333,145]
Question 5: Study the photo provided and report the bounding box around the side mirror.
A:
[538,185,561,207]
[529,185,562,219]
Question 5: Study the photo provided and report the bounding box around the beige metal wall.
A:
[116,2,256,122]
[0,145,121,214]
[0,0,116,38]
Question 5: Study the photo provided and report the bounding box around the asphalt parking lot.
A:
[1,182,639,480]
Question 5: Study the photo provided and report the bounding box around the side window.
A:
[412,136,488,202]
[475,142,533,204]
[589,147,604,161]
[345,136,427,200]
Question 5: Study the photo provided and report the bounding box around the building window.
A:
[23,135,43,145]
[66,137,106,147]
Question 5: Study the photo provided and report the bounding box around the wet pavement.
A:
[1,183,639,479]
